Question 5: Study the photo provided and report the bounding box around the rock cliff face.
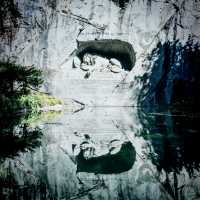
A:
[0,1,200,200]
[1,0,199,106]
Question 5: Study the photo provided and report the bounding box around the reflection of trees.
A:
[0,113,43,199]
[0,126,42,162]
[140,108,200,175]
[139,108,200,199]
[0,114,43,162]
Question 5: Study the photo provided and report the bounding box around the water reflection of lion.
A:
[76,141,136,174]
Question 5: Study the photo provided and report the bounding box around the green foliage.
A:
[0,92,63,115]
[19,92,63,113]
[0,61,63,115]
[0,61,44,96]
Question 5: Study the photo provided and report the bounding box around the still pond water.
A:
[0,106,200,200]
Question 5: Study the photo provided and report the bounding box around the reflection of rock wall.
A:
[0,107,173,200]
[3,106,200,200]
[138,107,200,200]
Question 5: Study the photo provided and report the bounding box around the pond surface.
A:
[0,107,200,200]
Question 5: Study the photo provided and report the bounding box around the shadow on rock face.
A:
[111,0,130,9]
[76,39,136,71]
[76,142,136,174]
[139,41,200,110]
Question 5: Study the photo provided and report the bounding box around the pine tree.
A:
[0,61,44,96]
